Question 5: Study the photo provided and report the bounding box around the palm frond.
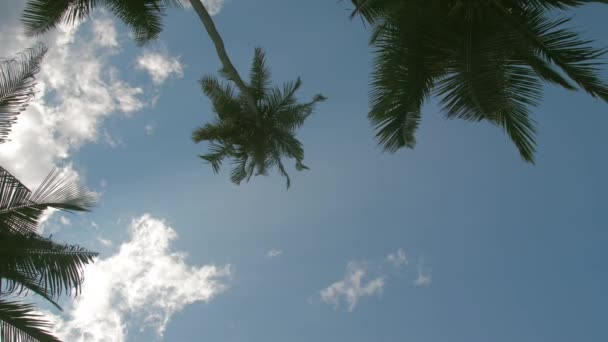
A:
[0,44,47,144]
[0,300,60,342]
[274,94,326,131]
[0,167,97,235]
[22,0,94,37]
[200,76,243,119]
[0,232,97,300]
[369,14,443,151]
[435,31,541,161]
[106,0,166,45]
[264,78,303,116]
[197,141,233,174]
[249,48,271,102]
[496,2,608,100]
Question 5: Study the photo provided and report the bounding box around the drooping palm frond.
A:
[504,5,608,100]
[0,232,97,302]
[0,44,47,144]
[0,167,97,235]
[22,0,181,44]
[353,0,608,162]
[0,300,60,342]
[194,49,326,188]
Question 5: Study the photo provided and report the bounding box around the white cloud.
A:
[45,214,231,341]
[266,249,282,258]
[59,216,72,226]
[386,248,408,268]
[96,237,113,247]
[414,261,432,287]
[320,263,384,312]
[136,50,183,85]
[92,17,118,47]
[0,17,145,187]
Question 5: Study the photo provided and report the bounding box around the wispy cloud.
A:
[145,123,157,136]
[136,50,184,85]
[266,249,283,258]
[44,214,231,341]
[386,248,408,268]
[320,248,431,311]
[414,260,432,287]
[0,16,145,187]
[320,263,384,312]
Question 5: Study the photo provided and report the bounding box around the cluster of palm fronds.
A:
[352,0,608,162]
[0,46,98,342]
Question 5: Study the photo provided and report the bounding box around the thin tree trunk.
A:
[188,0,258,114]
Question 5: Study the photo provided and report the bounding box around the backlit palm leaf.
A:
[352,0,608,162]
[0,300,60,342]
[0,45,47,144]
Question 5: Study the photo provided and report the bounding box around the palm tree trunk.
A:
[188,0,258,114]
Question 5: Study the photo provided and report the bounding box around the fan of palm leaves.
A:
[193,48,326,188]
[352,0,608,162]
[0,44,47,144]
[22,0,186,44]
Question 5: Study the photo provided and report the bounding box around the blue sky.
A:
[1,1,608,341]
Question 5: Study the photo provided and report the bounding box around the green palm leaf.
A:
[0,167,97,235]
[0,45,47,144]
[0,232,97,302]
[353,0,608,162]
[22,0,181,45]
[0,300,60,342]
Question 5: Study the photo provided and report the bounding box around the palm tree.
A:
[1,46,98,342]
[351,0,608,162]
[193,48,326,188]
[1,44,47,144]
[22,0,325,185]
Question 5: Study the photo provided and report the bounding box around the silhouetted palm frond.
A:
[0,45,47,144]
[0,300,60,342]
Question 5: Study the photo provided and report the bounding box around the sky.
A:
[0,1,607,341]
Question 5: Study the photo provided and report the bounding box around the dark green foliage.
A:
[0,45,47,144]
[0,300,60,342]
[0,168,97,236]
[193,48,326,188]
[22,0,184,44]
[352,0,608,162]
[0,167,98,342]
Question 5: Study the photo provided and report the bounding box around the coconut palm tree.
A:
[1,44,47,144]
[351,0,608,162]
[1,46,98,342]
[193,48,326,188]
[22,0,325,185]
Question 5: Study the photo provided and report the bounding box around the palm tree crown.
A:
[353,0,608,162]
[193,48,326,188]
